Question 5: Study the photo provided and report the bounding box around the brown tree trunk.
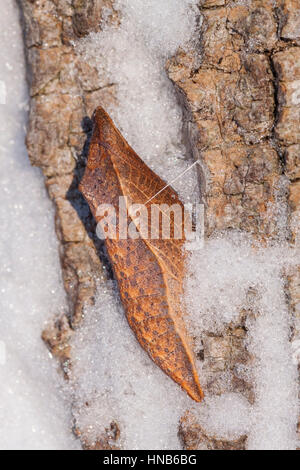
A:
[18,0,300,449]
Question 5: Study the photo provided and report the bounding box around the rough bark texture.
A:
[179,410,247,450]
[167,0,300,448]
[18,0,299,449]
[18,0,120,448]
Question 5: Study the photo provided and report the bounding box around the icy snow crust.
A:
[74,0,299,451]
[0,1,79,450]
[186,234,299,450]
[71,238,299,450]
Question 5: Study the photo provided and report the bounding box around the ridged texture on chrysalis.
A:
[79,107,203,402]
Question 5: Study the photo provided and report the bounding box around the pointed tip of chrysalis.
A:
[183,373,204,403]
[190,383,205,403]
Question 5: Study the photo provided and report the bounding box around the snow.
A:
[0,1,80,450]
[186,233,299,450]
[195,393,251,442]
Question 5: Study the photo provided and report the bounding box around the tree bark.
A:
[18,0,300,449]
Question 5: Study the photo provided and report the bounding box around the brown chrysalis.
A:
[79,106,204,402]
